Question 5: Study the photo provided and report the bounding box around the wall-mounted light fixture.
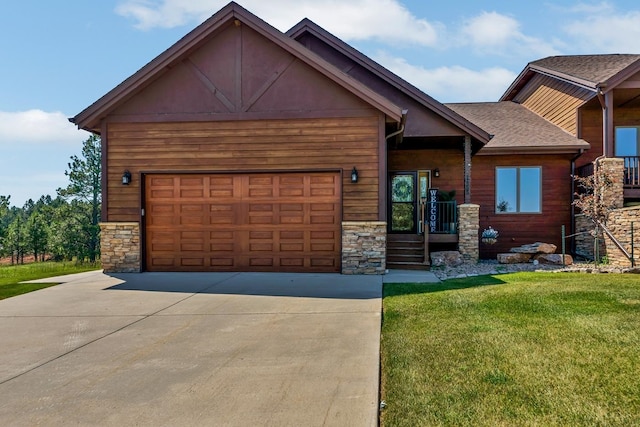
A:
[122,170,132,185]
[433,168,440,178]
[351,167,359,183]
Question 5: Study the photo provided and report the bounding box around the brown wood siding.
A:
[388,149,464,203]
[515,74,592,135]
[471,154,574,259]
[578,106,604,166]
[106,116,380,222]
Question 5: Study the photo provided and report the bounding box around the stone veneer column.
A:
[603,206,640,267]
[100,222,141,273]
[457,204,479,262]
[341,221,386,274]
[598,157,624,209]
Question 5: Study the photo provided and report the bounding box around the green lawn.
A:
[0,261,100,300]
[381,272,640,427]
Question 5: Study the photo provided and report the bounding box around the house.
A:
[501,54,640,202]
[72,2,491,273]
[72,2,635,273]
[498,55,640,265]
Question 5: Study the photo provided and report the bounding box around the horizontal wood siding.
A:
[578,107,603,166]
[471,154,574,258]
[515,74,592,135]
[106,116,380,222]
[388,149,464,203]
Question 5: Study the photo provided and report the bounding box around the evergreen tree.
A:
[58,134,101,262]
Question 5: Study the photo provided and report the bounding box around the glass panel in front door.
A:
[391,173,416,232]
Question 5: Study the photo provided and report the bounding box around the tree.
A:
[573,165,617,263]
[26,211,48,262]
[0,195,10,258]
[7,213,26,264]
[49,202,86,261]
[58,134,101,262]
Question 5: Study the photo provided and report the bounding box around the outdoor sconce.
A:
[351,167,359,183]
[122,170,132,185]
[433,168,440,178]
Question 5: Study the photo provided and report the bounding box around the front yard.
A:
[0,261,100,300]
[381,272,640,426]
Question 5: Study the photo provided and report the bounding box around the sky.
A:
[1,0,640,207]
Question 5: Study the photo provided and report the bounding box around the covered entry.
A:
[144,172,341,272]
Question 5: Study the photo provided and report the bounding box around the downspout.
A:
[385,109,408,145]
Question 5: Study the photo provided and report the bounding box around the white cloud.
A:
[0,110,89,145]
[373,52,517,102]
[460,11,559,58]
[565,11,640,52]
[115,0,440,46]
[462,11,520,47]
[0,110,89,206]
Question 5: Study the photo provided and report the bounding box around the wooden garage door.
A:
[144,172,341,272]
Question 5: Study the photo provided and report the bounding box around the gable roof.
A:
[501,54,640,101]
[287,18,491,146]
[446,101,590,154]
[72,2,403,132]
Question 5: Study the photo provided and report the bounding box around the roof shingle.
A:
[445,102,590,153]
[530,54,640,87]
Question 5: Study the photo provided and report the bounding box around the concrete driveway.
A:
[0,271,382,426]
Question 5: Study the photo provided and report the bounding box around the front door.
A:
[389,172,417,233]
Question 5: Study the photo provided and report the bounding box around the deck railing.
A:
[622,156,640,188]
[424,201,457,234]
[575,157,640,189]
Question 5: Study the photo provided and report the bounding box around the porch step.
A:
[387,234,428,269]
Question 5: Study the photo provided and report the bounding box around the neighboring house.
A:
[501,54,640,202]
[72,1,638,273]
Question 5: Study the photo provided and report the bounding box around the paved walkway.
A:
[0,271,382,426]
[382,269,440,283]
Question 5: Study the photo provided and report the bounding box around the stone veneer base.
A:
[341,221,386,275]
[100,222,141,273]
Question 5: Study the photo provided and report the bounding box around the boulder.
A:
[497,253,533,264]
[534,253,573,265]
[510,242,557,254]
[431,251,463,267]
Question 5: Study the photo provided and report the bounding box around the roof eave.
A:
[287,19,491,144]
[598,58,640,92]
[477,145,590,155]
[73,2,403,131]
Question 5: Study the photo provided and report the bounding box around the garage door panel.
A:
[145,172,340,272]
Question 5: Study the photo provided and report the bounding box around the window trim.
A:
[495,166,542,214]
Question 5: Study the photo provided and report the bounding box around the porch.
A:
[387,200,458,270]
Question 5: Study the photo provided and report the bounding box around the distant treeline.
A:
[0,135,101,265]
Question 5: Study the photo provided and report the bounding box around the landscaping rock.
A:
[497,253,533,264]
[510,242,557,254]
[431,251,464,267]
[534,253,573,265]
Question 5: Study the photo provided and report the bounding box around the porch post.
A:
[464,135,472,203]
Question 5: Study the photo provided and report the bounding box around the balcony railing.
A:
[424,200,457,234]
[622,156,640,188]
[575,156,640,189]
